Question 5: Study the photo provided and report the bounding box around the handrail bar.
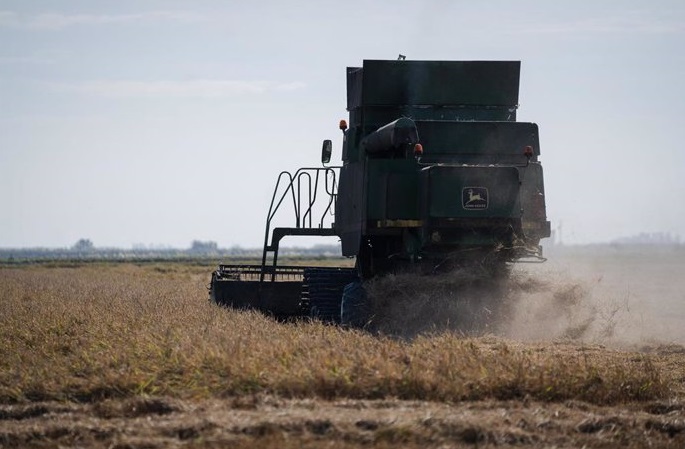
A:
[259,167,341,281]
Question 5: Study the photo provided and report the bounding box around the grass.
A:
[0,263,675,405]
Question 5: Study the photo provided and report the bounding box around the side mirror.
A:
[321,139,332,164]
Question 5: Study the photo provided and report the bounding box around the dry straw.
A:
[0,264,672,405]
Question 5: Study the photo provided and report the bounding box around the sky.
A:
[1,0,684,249]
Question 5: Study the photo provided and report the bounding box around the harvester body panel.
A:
[336,59,549,272]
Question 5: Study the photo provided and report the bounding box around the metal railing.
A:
[217,264,306,282]
[260,167,339,280]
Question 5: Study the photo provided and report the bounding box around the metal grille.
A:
[217,265,306,282]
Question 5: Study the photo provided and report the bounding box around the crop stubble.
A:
[0,258,684,448]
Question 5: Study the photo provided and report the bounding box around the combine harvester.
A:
[210,58,550,325]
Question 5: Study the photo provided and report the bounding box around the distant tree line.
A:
[611,232,681,245]
[0,239,343,262]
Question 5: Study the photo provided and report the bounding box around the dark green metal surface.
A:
[420,166,521,219]
[335,59,550,273]
[347,60,520,108]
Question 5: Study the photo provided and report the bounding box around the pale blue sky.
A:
[1,1,684,248]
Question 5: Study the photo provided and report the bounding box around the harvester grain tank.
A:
[210,59,551,323]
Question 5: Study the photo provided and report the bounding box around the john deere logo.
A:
[462,187,488,210]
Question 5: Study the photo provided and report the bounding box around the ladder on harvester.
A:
[260,167,339,281]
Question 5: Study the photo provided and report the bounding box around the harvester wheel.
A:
[305,268,358,324]
[341,281,369,328]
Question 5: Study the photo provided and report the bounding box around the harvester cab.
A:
[210,59,551,324]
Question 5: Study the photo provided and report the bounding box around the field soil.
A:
[1,246,684,448]
[2,394,685,448]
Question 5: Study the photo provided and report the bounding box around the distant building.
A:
[189,240,218,253]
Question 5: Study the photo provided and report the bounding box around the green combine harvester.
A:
[210,59,550,325]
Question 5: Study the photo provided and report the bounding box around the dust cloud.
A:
[363,246,685,347]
